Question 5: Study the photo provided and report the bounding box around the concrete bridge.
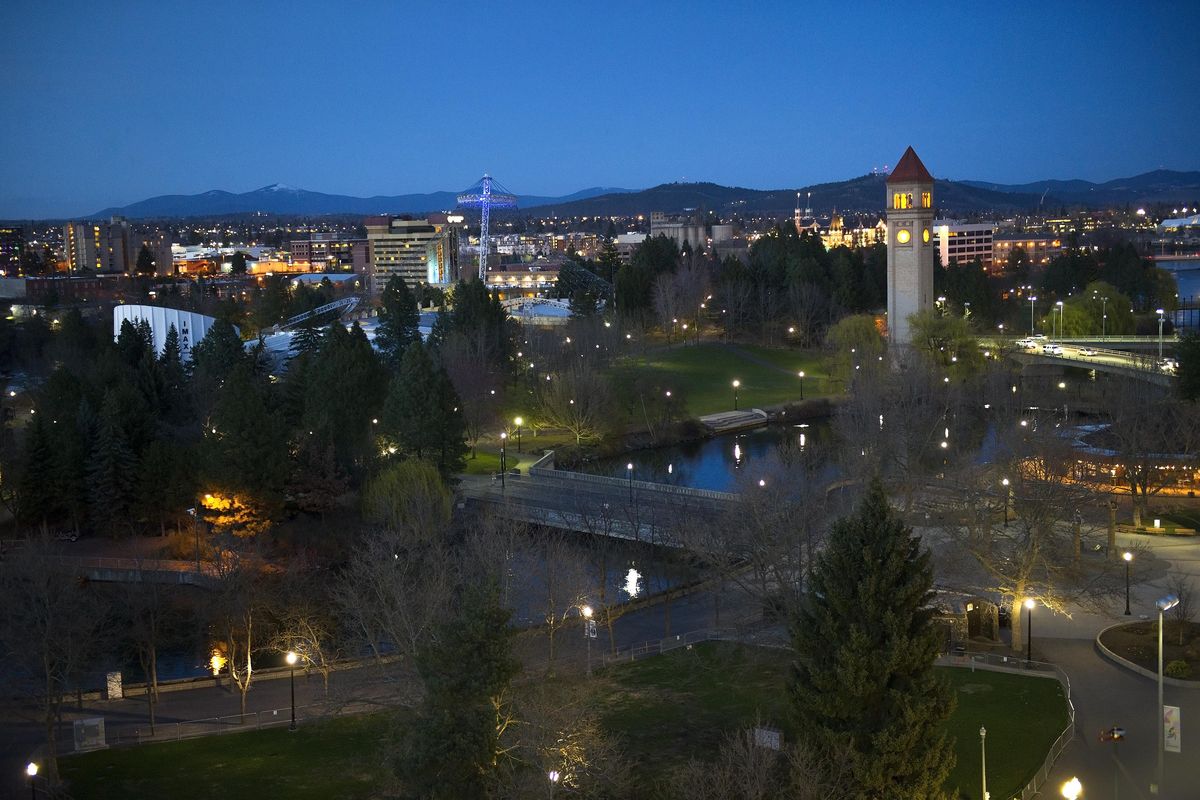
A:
[459,451,738,544]
[53,556,218,588]
[1006,342,1175,387]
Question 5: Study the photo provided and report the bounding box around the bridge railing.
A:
[528,460,737,502]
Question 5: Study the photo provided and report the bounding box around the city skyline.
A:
[2,1,1199,218]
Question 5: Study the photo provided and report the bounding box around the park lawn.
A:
[461,450,503,475]
[609,343,823,417]
[60,712,393,800]
[595,642,1069,800]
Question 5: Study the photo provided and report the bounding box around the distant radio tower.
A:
[457,174,518,281]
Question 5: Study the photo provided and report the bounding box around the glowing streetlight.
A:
[549,770,561,797]
[980,727,988,800]
[732,379,740,410]
[286,650,298,731]
[1060,777,1082,800]
[1024,598,1035,666]
[514,416,524,453]
[1029,295,1038,336]
[1123,552,1133,615]
[25,762,37,800]
[499,432,507,490]
[626,462,634,502]
[1157,308,1165,360]
[797,370,805,400]
[1001,478,1011,526]
[582,605,594,676]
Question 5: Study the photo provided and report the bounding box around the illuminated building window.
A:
[892,192,912,210]
[921,192,931,208]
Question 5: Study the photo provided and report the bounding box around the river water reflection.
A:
[576,422,837,492]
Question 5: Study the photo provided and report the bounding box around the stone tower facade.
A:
[885,146,935,346]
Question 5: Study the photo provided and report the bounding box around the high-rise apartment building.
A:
[289,233,370,273]
[364,215,459,292]
[63,217,133,273]
[0,226,24,275]
[931,220,994,269]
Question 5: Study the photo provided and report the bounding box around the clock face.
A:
[896,229,911,244]
[923,228,930,243]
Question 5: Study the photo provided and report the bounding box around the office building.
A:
[0,226,24,275]
[364,214,459,292]
[288,233,370,273]
[992,232,1065,268]
[931,220,994,269]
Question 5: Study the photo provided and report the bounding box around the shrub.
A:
[1165,660,1192,679]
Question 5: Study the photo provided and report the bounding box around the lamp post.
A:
[732,379,740,410]
[1102,296,1108,339]
[980,726,989,800]
[582,605,593,677]
[514,416,524,453]
[1055,300,1064,341]
[1001,478,1010,526]
[626,462,634,502]
[1123,551,1133,615]
[548,769,560,798]
[797,371,805,400]
[1024,598,1035,666]
[499,432,507,490]
[1156,594,1179,795]
[1157,308,1165,361]
[26,762,37,800]
[1029,295,1038,336]
[286,650,298,731]
[1061,777,1082,800]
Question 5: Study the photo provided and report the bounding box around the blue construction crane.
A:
[456,174,518,280]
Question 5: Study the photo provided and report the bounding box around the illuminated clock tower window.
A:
[896,229,911,244]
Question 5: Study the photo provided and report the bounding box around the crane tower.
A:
[456,174,518,280]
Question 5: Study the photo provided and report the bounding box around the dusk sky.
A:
[2,1,1198,218]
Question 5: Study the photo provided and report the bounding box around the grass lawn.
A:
[596,642,1069,800]
[461,450,503,475]
[61,713,393,800]
[61,644,1068,800]
[609,343,830,417]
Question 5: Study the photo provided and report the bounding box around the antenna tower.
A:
[457,174,519,280]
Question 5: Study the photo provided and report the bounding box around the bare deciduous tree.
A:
[534,361,616,446]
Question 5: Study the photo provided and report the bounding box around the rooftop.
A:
[887,146,933,184]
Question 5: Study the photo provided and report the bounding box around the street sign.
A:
[1164,706,1181,754]
[586,619,597,639]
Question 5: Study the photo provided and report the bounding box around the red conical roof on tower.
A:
[887,146,933,184]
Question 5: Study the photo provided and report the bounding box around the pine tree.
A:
[381,342,438,459]
[429,366,469,478]
[87,392,138,538]
[136,244,156,275]
[789,480,955,799]
[289,318,322,359]
[19,416,59,528]
[397,580,519,799]
[375,275,420,369]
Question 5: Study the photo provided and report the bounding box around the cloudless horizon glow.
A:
[1,0,1198,217]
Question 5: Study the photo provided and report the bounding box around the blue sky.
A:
[1,0,1198,217]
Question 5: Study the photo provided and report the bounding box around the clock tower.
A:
[885,146,935,346]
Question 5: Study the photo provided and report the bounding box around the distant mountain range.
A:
[88,169,1200,220]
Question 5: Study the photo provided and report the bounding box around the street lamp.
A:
[1156,593,1180,795]
[548,769,561,798]
[1061,776,1082,800]
[1029,295,1038,336]
[1101,296,1108,339]
[1055,300,1064,341]
[582,605,594,677]
[626,462,634,502]
[732,379,740,410]
[1156,308,1165,361]
[499,432,507,490]
[1123,551,1133,615]
[286,650,298,731]
[1024,598,1035,666]
[797,371,805,400]
[514,416,524,453]
[980,726,989,800]
[26,762,37,800]
[1001,478,1010,526]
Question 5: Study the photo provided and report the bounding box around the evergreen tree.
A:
[381,342,439,459]
[397,579,519,799]
[1179,332,1200,403]
[789,481,955,799]
[428,367,469,478]
[302,322,385,471]
[18,416,59,528]
[116,319,152,368]
[288,318,322,359]
[159,324,188,420]
[597,237,621,284]
[87,392,138,538]
[229,250,248,275]
[190,319,246,416]
[135,244,156,275]
[376,275,421,369]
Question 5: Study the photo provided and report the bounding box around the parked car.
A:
[1042,343,1064,355]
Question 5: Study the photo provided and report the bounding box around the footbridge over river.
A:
[459,451,739,544]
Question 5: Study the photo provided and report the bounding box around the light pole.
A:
[1156,594,1179,796]
[548,769,560,798]
[26,762,37,800]
[626,462,634,502]
[1024,598,1035,666]
[1157,308,1165,361]
[1061,777,1082,800]
[797,371,805,400]
[499,432,507,490]
[286,650,298,731]
[514,416,524,453]
[980,726,989,800]
[1029,295,1038,336]
[732,379,740,410]
[1001,478,1010,526]
[1123,551,1133,615]
[1102,296,1108,339]
[582,605,593,677]
[1055,300,1064,341]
